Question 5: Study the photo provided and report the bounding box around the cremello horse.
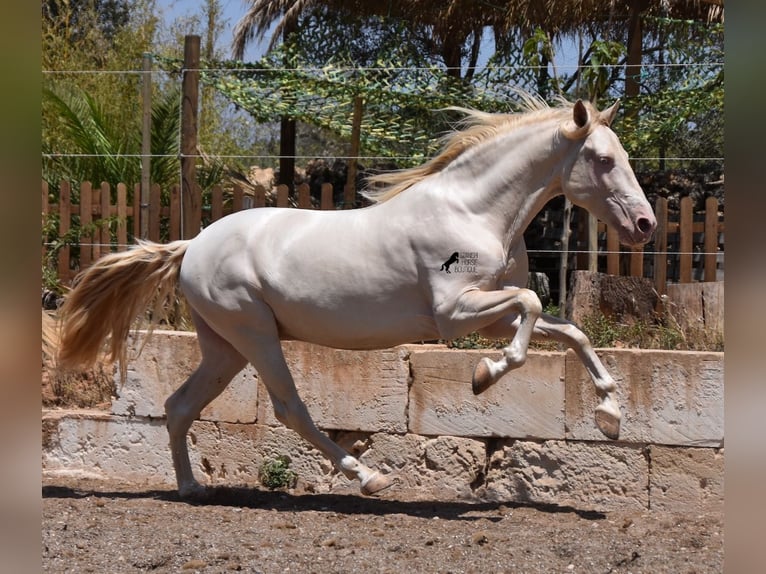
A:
[58,97,656,498]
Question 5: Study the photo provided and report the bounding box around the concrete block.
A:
[188,421,332,489]
[481,439,649,511]
[112,331,259,423]
[565,349,724,446]
[257,342,409,433]
[326,432,486,499]
[649,445,724,512]
[409,347,565,439]
[42,410,176,485]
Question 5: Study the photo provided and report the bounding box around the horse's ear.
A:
[573,99,589,128]
[601,99,621,126]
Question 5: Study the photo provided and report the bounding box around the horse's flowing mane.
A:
[365,93,594,203]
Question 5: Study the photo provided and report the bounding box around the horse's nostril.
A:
[637,217,654,234]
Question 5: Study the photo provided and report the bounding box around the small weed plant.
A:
[258,455,297,490]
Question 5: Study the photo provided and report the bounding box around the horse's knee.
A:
[518,288,542,317]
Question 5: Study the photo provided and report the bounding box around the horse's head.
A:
[560,100,656,247]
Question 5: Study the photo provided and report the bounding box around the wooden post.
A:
[79,182,92,268]
[704,196,719,282]
[99,181,110,256]
[278,18,298,195]
[679,196,693,283]
[181,35,201,239]
[149,183,162,242]
[141,52,152,240]
[345,96,364,209]
[297,182,311,208]
[58,181,71,283]
[587,213,598,272]
[211,185,223,222]
[232,183,244,212]
[558,199,572,318]
[629,246,643,277]
[253,185,266,208]
[320,182,334,210]
[276,184,290,207]
[169,185,181,241]
[42,181,49,264]
[606,227,619,275]
[653,197,668,295]
[117,183,127,251]
[132,184,141,242]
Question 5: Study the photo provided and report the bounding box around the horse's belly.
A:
[270,298,440,350]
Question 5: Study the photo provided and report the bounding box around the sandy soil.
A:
[42,475,723,574]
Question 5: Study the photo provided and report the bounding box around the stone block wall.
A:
[43,331,724,512]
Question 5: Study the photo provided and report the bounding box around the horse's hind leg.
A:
[224,304,392,495]
[164,311,248,498]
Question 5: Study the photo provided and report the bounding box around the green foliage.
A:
[258,455,297,490]
[579,40,626,101]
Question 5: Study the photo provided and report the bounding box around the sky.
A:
[159,0,269,61]
[157,0,580,70]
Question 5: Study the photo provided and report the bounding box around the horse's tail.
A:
[58,240,191,374]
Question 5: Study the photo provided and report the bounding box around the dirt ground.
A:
[42,474,723,574]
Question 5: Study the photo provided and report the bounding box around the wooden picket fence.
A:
[42,180,336,284]
[42,180,724,291]
[594,195,723,295]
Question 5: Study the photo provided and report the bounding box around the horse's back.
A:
[179,207,440,349]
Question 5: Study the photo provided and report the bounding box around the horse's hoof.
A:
[472,358,494,395]
[360,472,393,496]
[178,482,210,501]
[594,404,621,440]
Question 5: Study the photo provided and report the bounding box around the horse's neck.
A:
[446,120,569,243]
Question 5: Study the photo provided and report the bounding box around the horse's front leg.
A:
[436,287,543,394]
[479,312,621,440]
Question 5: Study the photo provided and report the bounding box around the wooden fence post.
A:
[679,196,693,283]
[629,246,643,277]
[297,183,311,208]
[170,185,181,241]
[606,227,619,276]
[344,96,364,209]
[181,35,201,239]
[79,182,93,268]
[320,182,334,210]
[131,184,140,242]
[42,181,49,264]
[232,183,244,212]
[117,183,127,250]
[704,196,719,282]
[211,184,223,222]
[276,184,289,207]
[58,181,71,283]
[141,52,152,240]
[653,197,668,295]
[99,182,110,257]
[253,185,266,207]
[149,183,162,242]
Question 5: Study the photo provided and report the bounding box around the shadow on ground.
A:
[42,483,606,521]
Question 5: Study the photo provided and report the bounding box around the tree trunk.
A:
[278,17,298,193]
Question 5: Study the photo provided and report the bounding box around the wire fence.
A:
[42,57,724,294]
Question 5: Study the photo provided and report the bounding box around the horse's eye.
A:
[598,156,613,166]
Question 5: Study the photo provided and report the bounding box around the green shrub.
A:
[258,455,297,490]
